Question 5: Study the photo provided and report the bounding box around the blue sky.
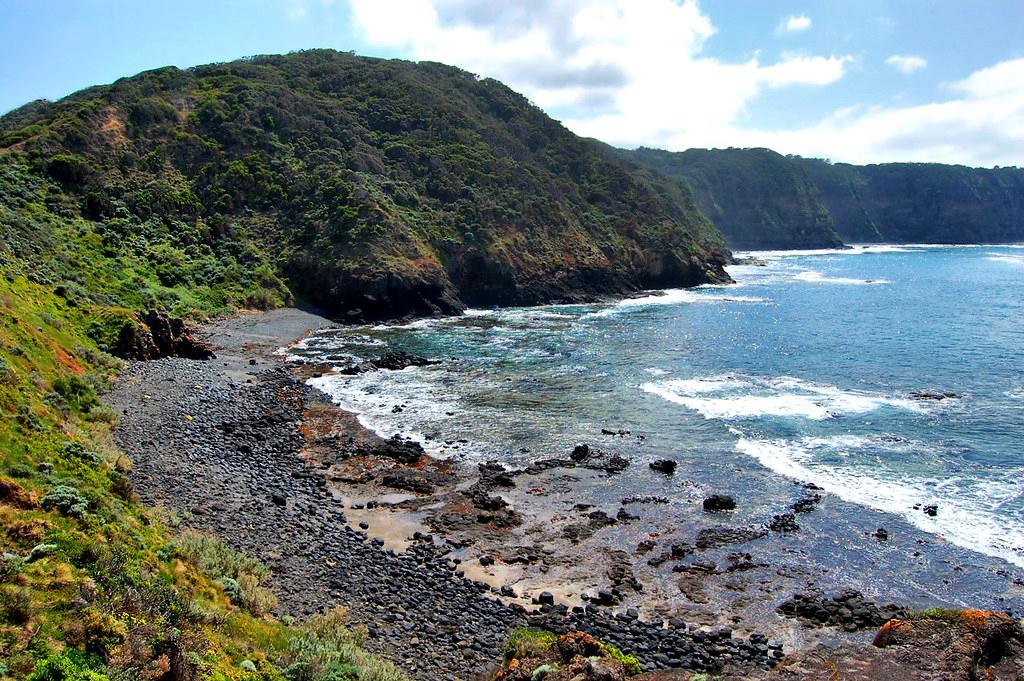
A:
[2,0,1022,165]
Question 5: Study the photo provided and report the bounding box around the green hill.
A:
[0,49,730,325]
[799,159,1024,244]
[623,147,1024,248]
[624,147,842,250]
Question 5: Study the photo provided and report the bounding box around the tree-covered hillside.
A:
[0,49,730,323]
[799,159,1024,244]
[623,146,1024,249]
[624,147,842,250]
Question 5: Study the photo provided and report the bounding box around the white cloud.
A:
[286,0,340,21]
[348,0,850,147]
[779,14,812,33]
[886,54,927,74]
[714,59,1024,166]
[344,0,1022,166]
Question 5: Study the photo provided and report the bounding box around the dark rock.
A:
[373,435,426,464]
[339,350,439,375]
[694,526,767,550]
[114,310,215,360]
[908,390,961,401]
[768,512,800,533]
[649,459,677,475]
[792,492,822,513]
[702,494,736,512]
[380,469,442,494]
[923,504,938,517]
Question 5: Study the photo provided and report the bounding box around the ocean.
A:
[287,244,1024,588]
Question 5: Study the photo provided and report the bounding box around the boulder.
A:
[649,459,677,475]
[702,494,736,511]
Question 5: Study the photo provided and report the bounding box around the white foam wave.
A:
[641,374,924,420]
[735,436,1024,568]
[309,367,472,458]
[986,253,1024,265]
[793,270,891,285]
[586,289,766,318]
[736,245,921,259]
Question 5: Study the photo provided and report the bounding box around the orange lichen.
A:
[958,609,1009,631]
[55,347,84,374]
[0,477,38,509]
[872,618,912,647]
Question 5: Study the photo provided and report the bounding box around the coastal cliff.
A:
[622,147,843,250]
[624,147,1024,249]
[0,49,730,323]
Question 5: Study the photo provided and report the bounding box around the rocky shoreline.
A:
[104,308,1024,679]
[105,310,784,679]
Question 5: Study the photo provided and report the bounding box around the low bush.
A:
[283,607,404,681]
[1,585,33,624]
[26,654,110,681]
[62,441,102,466]
[41,485,90,518]
[169,530,276,615]
[51,376,99,413]
[599,642,642,676]
[503,628,558,662]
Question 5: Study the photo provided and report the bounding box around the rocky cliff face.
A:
[624,147,843,250]
[800,159,1024,244]
[625,147,1024,249]
[0,50,730,322]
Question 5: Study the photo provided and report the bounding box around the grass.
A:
[499,628,643,677]
[503,628,558,662]
[0,260,399,679]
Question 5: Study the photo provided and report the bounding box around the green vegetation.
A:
[503,628,558,662]
[497,629,642,678]
[625,147,842,250]
[0,49,729,323]
[624,147,1024,248]
[799,158,1024,244]
[597,642,641,676]
[913,607,967,622]
[0,150,400,678]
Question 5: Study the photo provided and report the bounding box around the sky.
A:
[1,0,1022,166]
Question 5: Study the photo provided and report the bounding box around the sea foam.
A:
[587,289,767,318]
[793,270,891,285]
[641,374,924,420]
[735,435,1024,568]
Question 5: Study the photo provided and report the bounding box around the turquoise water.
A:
[292,245,1024,574]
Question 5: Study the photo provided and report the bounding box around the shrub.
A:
[51,376,99,413]
[215,576,242,603]
[0,553,26,582]
[27,654,110,681]
[284,607,404,681]
[503,628,558,662]
[169,531,276,615]
[76,608,128,655]
[599,642,642,676]
[62,442,102,466]
[915,607,965,622]
[41,485,89,518]
[16,404,44,431]
[0,586,33,624]
[107,471,133,500]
